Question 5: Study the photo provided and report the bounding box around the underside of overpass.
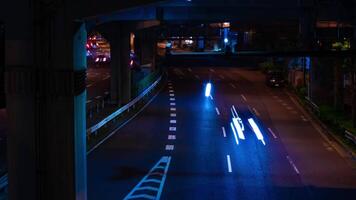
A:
[0,0,355,200]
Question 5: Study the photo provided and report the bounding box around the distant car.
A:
[94,55,110,63]
[266,71,285,87]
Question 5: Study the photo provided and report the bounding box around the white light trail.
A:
[248,118,265,145]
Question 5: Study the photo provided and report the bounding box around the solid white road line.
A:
[170,113,176,117]
[222,127,227,137]
[170,102,176,106]
[268,128,278,139]
[170,108,176,111]
[287,156,300,174]
[226,155,232,173]
[252,108,260,116]
[165,145,174,151]
[241,95,247,102]
[168,135,176,140]
[170,120,177,124]
[169,127,176,131]
[215,107,220,115]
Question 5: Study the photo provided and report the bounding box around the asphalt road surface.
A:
[86,65,111,102]
[88,67,356,200]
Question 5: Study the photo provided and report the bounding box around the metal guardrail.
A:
[345,130,356,145]
[87,75,162,136]
[304,97,320,115]
[0,173,7,192]
[0,75,163,193]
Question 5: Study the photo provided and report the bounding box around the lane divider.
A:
[222,127,227,138]
[268,128,278,139]
[230,83,236,89]
[169,127,176,131]
[170,120,177,124]
[170,108,176,111]
[169,98,175,101]
[168,135,176,140]
[165,145,174,151]
[215,107,220,115]
[226,155,232,173]
[170,102,176,106]
[170,113,176,117]
[124,156,172,200]
[286,156,300,174]
[241,95,247,102]
[252,108,260,116]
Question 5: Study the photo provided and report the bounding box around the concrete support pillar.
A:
[101,24,131,105]
[120,32,131,103]
[139,30,156,67]
[4,3,87,199]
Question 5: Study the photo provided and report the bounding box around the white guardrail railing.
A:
[0,76,162,193]
[0,173,7,192]
[345,130,356,145]
[87,75,162,135]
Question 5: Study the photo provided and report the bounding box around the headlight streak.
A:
[232,118,245,140]
[248,118,266,145]
[230,122,239,145]
[231,105,244,131]
[205,82,212,97]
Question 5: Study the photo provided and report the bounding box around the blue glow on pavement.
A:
[248,118,266,145]
[224,38,229,43]
[230,122,239,145]
[205,83,212,97]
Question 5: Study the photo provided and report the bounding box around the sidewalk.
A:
[286,91,356,160]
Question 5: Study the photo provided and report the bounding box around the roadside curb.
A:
[286,90,356,161]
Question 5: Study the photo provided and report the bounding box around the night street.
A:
[2,0,356,199]
[88,67,356,200]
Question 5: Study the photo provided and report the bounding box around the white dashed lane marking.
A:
[169,94,175,97]
[170,108,176,111]
[268,128,278,139]
[170,120,177,124]
[170,102,176,106]
[168,135,176,140]
[252,108,260,116]
[215,107,220,115]
[230,83,236,89]
[165,145,174,151]
[169,127,176,131]
[222,127,227,137]
[226,155,232,173]
[170,98,175,101]
[241,95,247,102]
[170,113,176,117]
[287,156,300,174]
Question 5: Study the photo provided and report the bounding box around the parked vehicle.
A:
[266,71,285,87]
